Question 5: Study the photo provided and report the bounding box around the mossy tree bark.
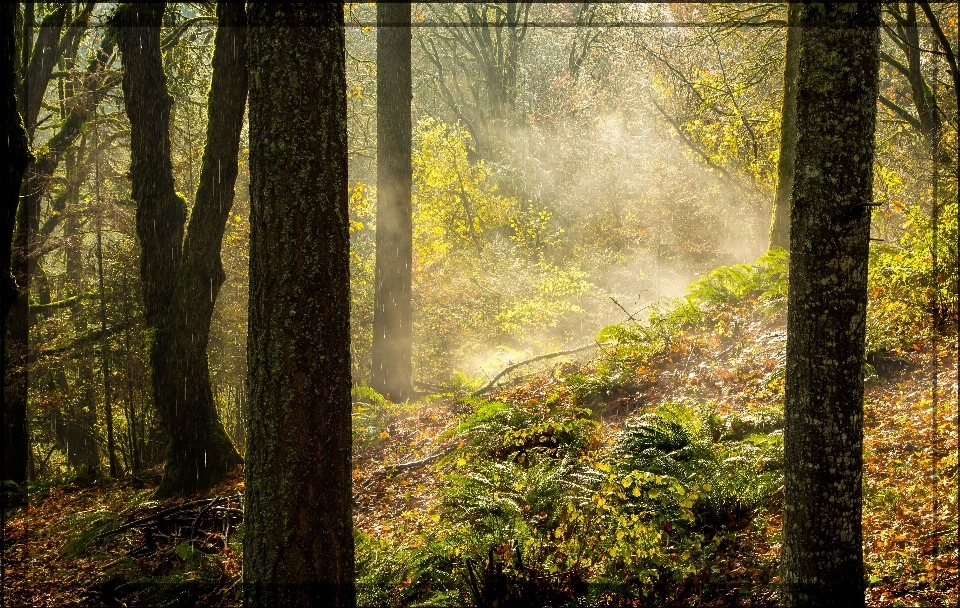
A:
[371,2,413,403]
[244,4,354,606]
[151,1,247,497]
[782,4,880,606]
[5,6,69,488]
[1,3,32,486]
[113,2,244,496]
[768,2,800,251]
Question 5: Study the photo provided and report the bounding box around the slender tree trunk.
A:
[10,27,116,478]
[768,2,800,251]
[21,5,65,137]
[64,136,100,474]
[123,279,141,474]
[244,5,354,606]
[371,2,413,402]
[2,4,32,487]
[7,11,77,450]
[902,3,943,149]
[781,4,880,606]
[150,1,247,497]
[97,217,117,477]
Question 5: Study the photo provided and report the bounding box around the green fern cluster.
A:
[612,401,783,530]
[353,385,403,455]
[454,399,599,462]
[685,248,789,311]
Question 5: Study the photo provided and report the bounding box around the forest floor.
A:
[2,299,958,606]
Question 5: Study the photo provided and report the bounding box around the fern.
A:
[613,402,784,530]
[60,509,122,558]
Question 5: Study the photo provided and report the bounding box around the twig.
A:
[190,496,220,539]
[96,498,214,540]
[364,445,459,488]
[472,344,598,397]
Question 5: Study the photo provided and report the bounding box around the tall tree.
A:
[768,2,800,251]
[244,4,354,605]
[781,3,881,606]
[5,2,108,484]
[151,1,247,496]
[112,2,245,496]
[2,3,32,487]
[371,2,413,402]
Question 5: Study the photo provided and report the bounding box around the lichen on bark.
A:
[244,4,354,606]
[781,3,881,606]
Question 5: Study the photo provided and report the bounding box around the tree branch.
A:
[878,94,923,132]
[472,343,598,397]
[917,1,960,98]
[30,320,131,363]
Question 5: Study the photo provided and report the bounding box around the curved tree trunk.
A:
[152,1,247,497]
[781,4,881,606]
[113,3,244,496]
[371,2,413,403]
[768,2,800,251]
[1,3,32,487]
[245,4,354,606]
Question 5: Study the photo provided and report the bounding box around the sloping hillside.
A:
[3,254,957,607]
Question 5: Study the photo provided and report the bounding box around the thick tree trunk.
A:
[768,2,800,251]
[2,4,32,487]
[245,5,354,606]
[781,4,880,606]
[371,2,413,402]
[151,1,246,497]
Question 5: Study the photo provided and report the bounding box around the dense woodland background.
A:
[1,2,958,607]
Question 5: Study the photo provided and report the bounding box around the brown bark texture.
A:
[244,4,355,606]
[768,2,800,251]
[371,2,413,403]
[781,3,881,607]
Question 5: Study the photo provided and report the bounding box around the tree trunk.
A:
[1,3,32,487]
[97,211,118,478]
[20,5,65,136]
[901,3,942,149]
[781,4,880,606]
[112,3,184,329]
[244,4,354,606]
[149,1,247,497]
[768,2,800,251]
[371,2,413,403]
